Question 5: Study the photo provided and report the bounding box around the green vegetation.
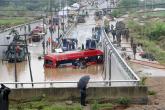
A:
[112,0,140,17]
[10,98,133,110]
[91,101,113,110]
[10,100,82,110]
[0,17,30,26]
[148,90,156,95]
[116,97,130,106]
[139,77,147,85]
[126,18,165,64]
[145,11,165,17]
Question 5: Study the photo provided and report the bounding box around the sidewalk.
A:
[108,18,165,68]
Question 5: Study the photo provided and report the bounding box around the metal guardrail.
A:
[0,80,139,88]
[102,29,140,83]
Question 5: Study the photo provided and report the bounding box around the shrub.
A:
[140,77,147,85]
[92,101,99,110]
[117,97,130,106]
[148,90,156,95]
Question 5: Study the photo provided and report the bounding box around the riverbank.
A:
[0,17,35,31]
[124,12,165,65]
[126,77,165,110]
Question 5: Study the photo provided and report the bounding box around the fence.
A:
[101,28,140,86]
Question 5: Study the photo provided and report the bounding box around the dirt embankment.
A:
[126,77,165,110]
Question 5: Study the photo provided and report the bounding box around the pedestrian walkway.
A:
[109,21,165,69]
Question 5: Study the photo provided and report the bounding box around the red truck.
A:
[44,49,103,68]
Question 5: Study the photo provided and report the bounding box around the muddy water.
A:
[0,58,103,88]
[45,64,103,81]
[0,38,103,88]
[0,8,105,88]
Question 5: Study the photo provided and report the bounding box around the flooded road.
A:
[0,39,103,88]
[0,8,105,88]
[0,20,43,58]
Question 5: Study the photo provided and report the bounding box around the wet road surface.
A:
[0,7,105,88]
[0,3,136,88]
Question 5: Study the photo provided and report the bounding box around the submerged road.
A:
[0,2,138,88]
[0,7,104,88]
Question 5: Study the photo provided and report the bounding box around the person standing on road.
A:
[28,24,31,32]
[42,41,45,50]
[130,37,133,48]
[111,24,114,31]
[46,41,48,48]
[24,25,26,33]
[82,44,84,50]
[132,43,137,59]
[125,28,129,42]
[111,28,116,42]
[116,29,121,46]
[80,86,86,106]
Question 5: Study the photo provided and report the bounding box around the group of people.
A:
[20,24,31,33]
[49,25,59,34]
[92,26,102,42]
[62,39,78,51]
[110,24,130,45]
[110,23,138,59]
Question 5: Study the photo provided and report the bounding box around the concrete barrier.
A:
[9,86,148,104]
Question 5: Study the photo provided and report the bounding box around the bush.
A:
[92,101,99,110]
[91,101,112,110]
[117,97,130,106]
[126,19,165,64]
[140,77,147,85]
[148,90,156,95]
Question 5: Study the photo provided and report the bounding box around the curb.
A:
[129,59,165,69]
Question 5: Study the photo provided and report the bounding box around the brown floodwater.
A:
[0,58,103,88]
[0,10,105,88]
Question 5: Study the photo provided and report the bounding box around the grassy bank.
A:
[126,18,165,64]
[0,17,32,26]
[10,99,82,110]
[131,11,165,18]
[9,95,132,110]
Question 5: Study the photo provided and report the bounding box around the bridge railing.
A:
[0,79,140,88]
[102,29,140,85]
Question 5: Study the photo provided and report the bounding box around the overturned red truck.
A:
[44,49,104,68]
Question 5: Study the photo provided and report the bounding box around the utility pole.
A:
[50,0,53,53]
[63,0,65,33]
[66,0,68,29]
[14,44,17,88]
[43,16,45,55]
[25,34,33,87]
